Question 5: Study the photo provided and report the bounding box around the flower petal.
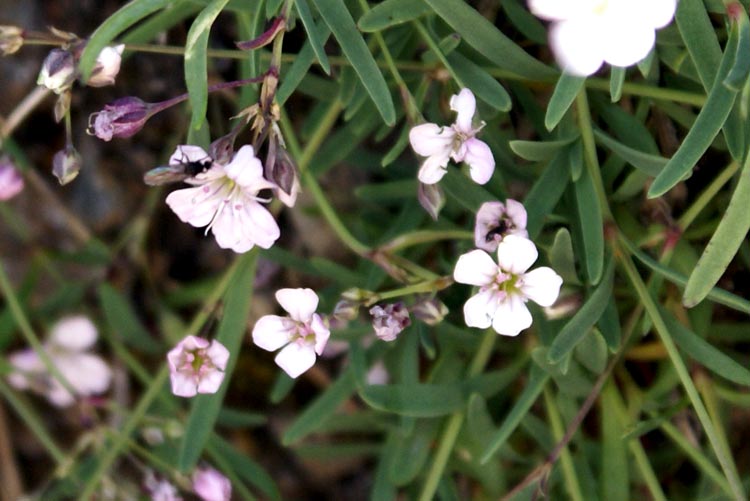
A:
[310,313,331,355]
[170,372,198,398]
[417,154,450,184]
[207,340,230,371]
[170,145,210,165]
[56,352,112,396]
[449,88,477,133]
[491,294,532,336]
[549,19,605,76]
[454,249,498,286]
[521,267,563,307]
[49,315,98,351]
[463,138,495,185]
[210,197,280,253]
[505,199,528,232]
[527,0,594,21]
[600,19,655,68]
[642,0,677,29]
[224,145,276,192]
[7,349,43,389]
[496,235,538,274]
[409,123,455,157]
[463,289,498,329]
[275,341,317,378]
[166,182,226,228]
[275,288,319,322]
[252,315,295,351]
[196,369,225,394]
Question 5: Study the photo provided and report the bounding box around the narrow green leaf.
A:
[387,420,439,485]
[724,9,750,90]
[358,0,430,32]
[661,308,750,386]
[446,52,511,111]
[601,384,629,501]
[525,151,569,238]
[509,136,577,162]
[593,129,667,177]
[545,74,585,131]
[549,227,579,285]
[122,0,201,44]
[548,258,613,363]
[295,0,331,74]
[97,284,161,354]
[177,252,257,471]
[79,0,172,80]
[311,0,396,125]
[609,66,625,102]
[597,298,622,351]
[184,0,231,132]
[648,24,740,198]
[209,435,281,501]
[574,158,604,284]
[675,0,721,89]
[277,24,332,105]
[684,149,750,306]
[574,328,608,374]
[500,0,547,45]
[422,0,556,80]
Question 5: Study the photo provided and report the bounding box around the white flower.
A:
[88,44,125,87]
[167,335,230,398]
[7,315,112,407]
[453,235,563,336]
[165,145,281,253]
[252,288,330,379]
[192,467,231,501]
[409,88,495,185]
[529,0,677,76]
[474,199,528,253]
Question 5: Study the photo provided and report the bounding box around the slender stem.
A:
[543,387,584,501]
[366,276,452,306]
[0,86,51,143]
[418,329,496,501]
[297,99,342,172]
[678,159,740,230]
[379,230,472,252]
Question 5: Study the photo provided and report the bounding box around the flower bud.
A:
[418,182,444,220]
[86,44,124,87]
[333,299,360,322]
[87,96,152,141]
[411,297,448,326]
[0,25,24,56]
[369,302,411,342]
[37,48,76,94]
[192,467,231,501]
[52,145,82,185]
[0,157,24,200]
[265,132,300,207]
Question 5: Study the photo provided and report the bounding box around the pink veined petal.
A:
[549,19,605,76]
[170,145,210,165]
[232,200,281,250]
[275,341,317,379]
[462,138,495,185]
[310,313,331,355]
[454,249,499,286]
[209,199,255,253]
[206,340,230,370]
[276,288,319,322]
[505,199,528,231]
[56,352,112,396]
[196,369,225,394]
[521,267,563,307]
[449,88,477,134]
[409,123,455,157]
[463,289,499,329]
[600,19,655,68]
[496,235,538,274]
[252,315,295,351]
[491,294,533,336]
[417,154,450,184]
[49,315,98,351]
[166,183,225,228]
[170,372,198,398]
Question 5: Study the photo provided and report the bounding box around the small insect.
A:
[143,148,214,186]
[485,220,509,243]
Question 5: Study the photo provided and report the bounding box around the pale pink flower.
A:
[193,467,231,501]
[87,44,124,87]
[0,157,24,200]
[453,235,563,336]
[144,471,182,501]
[165,145,280,253]
[252,288,330,379]
[529,0,677,76]
[7,315,112,407]
[167,336,229,398]
[474,200,528,253]
[409,88,495,185]
[369,302,410,342]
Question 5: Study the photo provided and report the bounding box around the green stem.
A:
[575,90,612,220]
[678,159,740,231]
[543,387,584,501]
[367,276,452,306]
[617,243,746,501]
[380,230,472,252]
[412,20,464,88]
[418,329,496,501]
[296,99,342,172]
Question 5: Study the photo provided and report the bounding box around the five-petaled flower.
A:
[474,200,528,253]
[165,144,281,253]
[7,315,112,407]
[454,235,563,336]
[409,88,495,185]
[529,0,677,76]
[252,288,330,379]
[193,467,232,501]
[167,335,230,398]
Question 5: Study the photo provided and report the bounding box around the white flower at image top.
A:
[454,235,563,336]
[252,288,330,379]
[166,145,281,253]
[409,88,495,185]
[528,0,678,76]
[7,315,112,407]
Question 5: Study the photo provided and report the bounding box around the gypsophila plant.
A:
[1,0,750,499]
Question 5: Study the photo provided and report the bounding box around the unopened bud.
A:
[266,141,300,207]
[333,299,360,322]
[236,16,286,50]
[52,145,82,185]
[369,302,411,342]
[0,25,23,55]
[87,97,152,141]
[418,182,444,221]
[37,48,76,94]
[86,44,124,87]
[54,90,71,123]
[209,131,238,165]
[0,157,24,200]
[411,297,448,326]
